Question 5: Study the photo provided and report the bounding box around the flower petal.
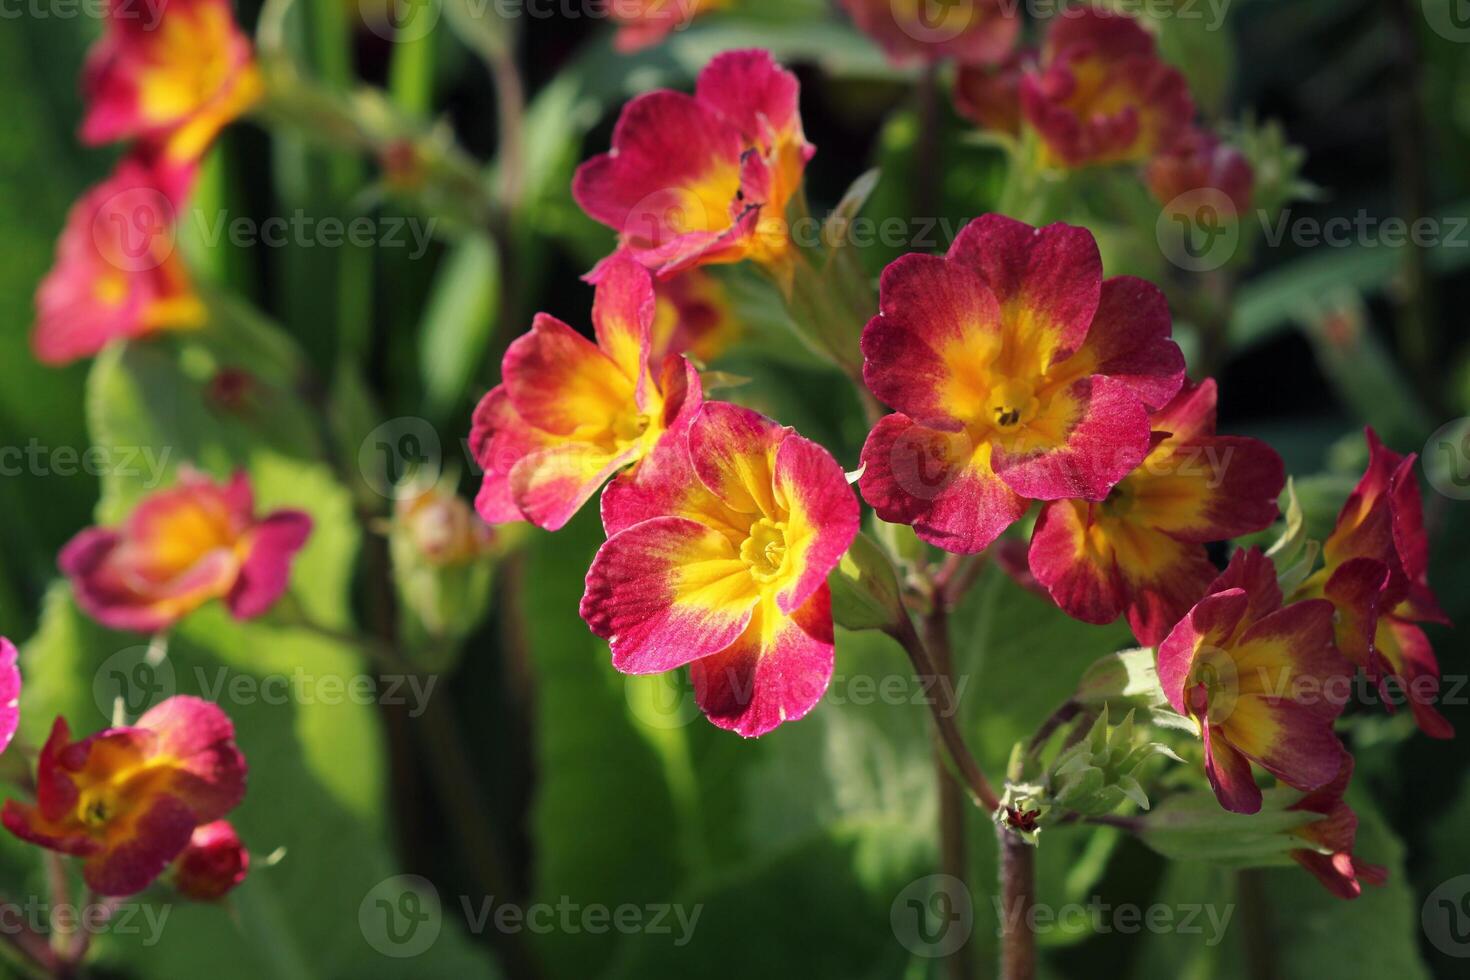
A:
[1375,616,1454,739]
[861,253,1003,429]
[470,385,548,524]
[1157,588,1251,714]
[1028,499,1127,627]
[948,214,1102,365]
[1129,435,1285,543]
[581,516,759,674]
[586,252,656,405]
[695,49,804,152]
[858,414,1026,554]
[690,587,834,738]
[1223,694,1346,793]
[771,433,860,613]
[226,510,312,619]
[1052,276,1184,408]
[687,402,784,516]
[502,314,635,437]
[1201,721,1261,814]
[510,442,640,533]
[136,696,248,821]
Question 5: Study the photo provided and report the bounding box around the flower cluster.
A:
[951,7,1253,215]
[33,0,260,364]
[3,697,248,897]
[476,51,862,735]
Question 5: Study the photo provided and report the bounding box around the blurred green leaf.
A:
[418,234,501,424]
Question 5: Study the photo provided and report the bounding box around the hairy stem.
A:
[891,618,1000,812]
[922,604,973,980]
[998,825,1037,980]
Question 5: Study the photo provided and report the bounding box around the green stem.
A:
[890,616,1000,812]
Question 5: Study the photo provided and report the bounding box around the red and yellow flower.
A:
[1292,429,1453,738]
[582,402,859,737]
[611,0,728,52]
[1146,128,1254,218]
[33,156,204,366]
[1029,379,1284,645]
[0,638,18,758]
[572,49,813,276]
[171,819,249,901]
[840,0,1020,66]
[650,267,741,364]
[81,0,262,165]
[59,469,313,633]
[2,697,247,896]
[470,254,702,530]
[1287,757,1387,900]
[1158,549,1351,814]
[858,214,1185,554]
[1019,7,1193,168]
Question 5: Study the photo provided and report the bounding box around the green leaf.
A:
[417,233,501,423]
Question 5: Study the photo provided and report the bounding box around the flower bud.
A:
[172,821,249,901]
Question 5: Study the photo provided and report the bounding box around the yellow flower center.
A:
[740,518,789,582]
[987,379,1038,430]
[78,785,120,828]
[611,410,652,448]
